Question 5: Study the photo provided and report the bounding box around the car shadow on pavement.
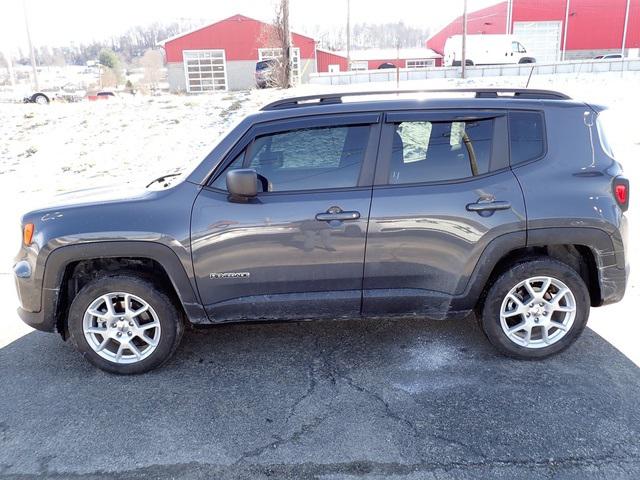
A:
[1,316,640,480]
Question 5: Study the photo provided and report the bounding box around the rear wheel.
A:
[68,274,184,374]
[481,258,590,359]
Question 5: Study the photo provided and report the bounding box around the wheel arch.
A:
[456,227,621,314]
[42,241,207,338]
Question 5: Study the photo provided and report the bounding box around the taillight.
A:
[613,177,629,211]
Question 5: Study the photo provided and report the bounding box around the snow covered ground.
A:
[1,72,639,358]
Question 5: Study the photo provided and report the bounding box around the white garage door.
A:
[183,50,227,93]
[513,21,562,63]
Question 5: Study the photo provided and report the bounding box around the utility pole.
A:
[621,0,631,58]
[23,0,39,90]
[562,0,570,61]
[506,0,513,34]
[461,0,468,79]
[396,40,400,89]
[346,0,351,71]
[282,0,291,87]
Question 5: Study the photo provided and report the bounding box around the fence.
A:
[309,58,640,86]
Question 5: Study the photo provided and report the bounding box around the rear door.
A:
[191,113,381,322]
[362,110,526,317]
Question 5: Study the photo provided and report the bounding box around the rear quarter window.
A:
[596,110,616,159]
[509,111,545,164]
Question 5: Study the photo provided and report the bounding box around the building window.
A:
[183,50,227,92]
[258,48,301,85]
[350,61,368,71]
[406,59,435,68]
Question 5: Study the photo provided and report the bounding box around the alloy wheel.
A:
[82,292,161,364]
[499,276,576,349]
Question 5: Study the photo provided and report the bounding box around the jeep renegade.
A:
[13,89,629,374]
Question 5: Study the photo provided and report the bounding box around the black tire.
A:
[480,257,590,359]
[32,93,50,104]
[68,273,184,374]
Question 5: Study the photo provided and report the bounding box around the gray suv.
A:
[13,88,629,374]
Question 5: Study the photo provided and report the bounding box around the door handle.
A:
[466,200,511,212]
[316,207,360,222]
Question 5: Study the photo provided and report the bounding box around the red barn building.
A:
[316,47,442,72]
[159,14,317,92]
[428,0,640,63]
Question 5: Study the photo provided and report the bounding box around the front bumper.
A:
[13,260,57,333]
[16,306,53,332]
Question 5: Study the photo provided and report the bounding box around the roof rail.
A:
[260,88,571,110]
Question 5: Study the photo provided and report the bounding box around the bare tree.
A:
[101,68,118,88]
[257,0,292,88]
[141,49,164,87]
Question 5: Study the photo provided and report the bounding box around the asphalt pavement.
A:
[1,282,640,479]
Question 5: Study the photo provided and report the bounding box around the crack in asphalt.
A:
[233,337,334,465]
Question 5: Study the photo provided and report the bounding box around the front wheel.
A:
[480,258,590,359]
[68,274,184,374]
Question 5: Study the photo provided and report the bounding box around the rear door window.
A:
[387,119,495,184]
[509,111,545,164]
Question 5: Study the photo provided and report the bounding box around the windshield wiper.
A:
[146,173,181,188]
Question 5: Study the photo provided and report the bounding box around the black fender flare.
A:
[450,226,623,311]
[42,241,208,329]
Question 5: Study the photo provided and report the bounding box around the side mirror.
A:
[226,169,258,200]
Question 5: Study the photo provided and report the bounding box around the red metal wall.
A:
[316,50,349,71]
[367,59,406,69]
[164,14,316,63]
[427,2,507,54]
[427,0,640,55]
[316,51,442,72]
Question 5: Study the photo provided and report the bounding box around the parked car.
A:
[13,88,629,374]
[23,84,86,104]
[444,34,536,66]
[87,91,117,101]
[377,62,397,69]
[594,54,623,60]
[255,59,278,88]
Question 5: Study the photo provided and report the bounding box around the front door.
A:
[191,114,381,322]
[363,110,526,317]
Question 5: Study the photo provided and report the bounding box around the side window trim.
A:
[206,113,382,193]
[374,110,509,187]
[507,109,548,166]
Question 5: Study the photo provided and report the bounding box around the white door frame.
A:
[258,47,301,84]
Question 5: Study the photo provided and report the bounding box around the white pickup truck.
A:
[444,34,536,66]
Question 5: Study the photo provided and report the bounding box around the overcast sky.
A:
[0,0,500,55]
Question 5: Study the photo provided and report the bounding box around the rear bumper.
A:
[598,263,629,306]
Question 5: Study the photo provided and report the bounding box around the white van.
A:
[444,34,536,66]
